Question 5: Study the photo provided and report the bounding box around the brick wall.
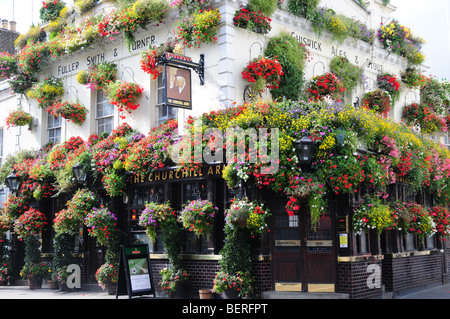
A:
[337,259,383,299]
[383,252,443,296]
[150,256,272,298]
[0,29,19,55]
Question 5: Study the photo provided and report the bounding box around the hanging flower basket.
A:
[362,89,392,116]
[13,208,48,239]
[6,110,33,130]
[225,198,270,236]
[178,199,217,238]
[138,201,176,242]
[27,76,64,109]
[233,7,272,34]
[84,207,118,246]
[402,102,447,134]
[377,73,401,104]
[176,8,221,48]
[307,72,345,102]
[105,80,144,118]
[48,101,87,125]
[242,56,283,92]
[82,61,117,91]
[140,41,182,80]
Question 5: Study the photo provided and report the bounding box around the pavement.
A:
[1,282,450,299]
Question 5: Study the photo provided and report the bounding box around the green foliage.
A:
[219,225,252,275]
[160,218,183,272]
[288,0,320,20]
[329,56,364,94]
[248,0,278,16]
[265,32,308,100]
[52,233,76,270]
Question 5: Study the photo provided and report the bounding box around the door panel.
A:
[271,195,336,292]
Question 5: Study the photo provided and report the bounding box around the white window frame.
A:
[96,90,114,136]
[47,113,61,144]
[157,73,177,125]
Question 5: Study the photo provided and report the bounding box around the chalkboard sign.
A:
[116,245,155,299]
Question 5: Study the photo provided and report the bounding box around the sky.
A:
[0,0,448,80]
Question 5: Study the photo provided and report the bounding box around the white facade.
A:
[0,0,425,162]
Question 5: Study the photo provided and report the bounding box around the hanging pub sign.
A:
[116,244,155,299]
[166,64,192,109]
[159,52,205,110]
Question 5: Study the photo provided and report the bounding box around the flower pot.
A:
[199,288,213,299]
[105,280,117,295]
[0,278,8,286]
[47,280,59,289]
[28,278,42,290]
[170,281,186,299]
[221,288,239,299]
[58,282,73,292]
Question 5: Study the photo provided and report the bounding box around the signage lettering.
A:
[130,164,225,185]
[58,62,80,76]
[87,53,105,66]
[166,52,192,62]
[129,35,156,52]
[331,46,347,58]
[291,32,323,52]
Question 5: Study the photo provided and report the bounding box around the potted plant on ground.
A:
[19,235,51,289]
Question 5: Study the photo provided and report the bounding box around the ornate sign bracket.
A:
[159,53,205,85]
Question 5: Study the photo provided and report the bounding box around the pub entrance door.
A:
[271,197,336,292]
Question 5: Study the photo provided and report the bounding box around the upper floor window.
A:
[48,113,61,144]
[157,74,177,125]
[96,90,114,135]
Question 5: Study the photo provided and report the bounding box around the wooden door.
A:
[271,199,304,291]
[304,210,336,292]
[271,197,336,292]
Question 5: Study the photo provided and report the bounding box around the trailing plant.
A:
[264,32,309,100]
[248,0,277,16]
[85,61,117,91]
[402,102,447,134]
[288,0,320,20]
[225,198,270,237]
[329,56,364,94]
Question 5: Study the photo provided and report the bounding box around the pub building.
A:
[0,0,449,299]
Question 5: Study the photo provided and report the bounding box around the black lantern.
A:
[72,163,87,184]
[5,170,21,193]
[294,135,315,164]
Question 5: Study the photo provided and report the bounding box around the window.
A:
[96,90,114,135]
[157,74,177,125]
[48,113,61,144]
